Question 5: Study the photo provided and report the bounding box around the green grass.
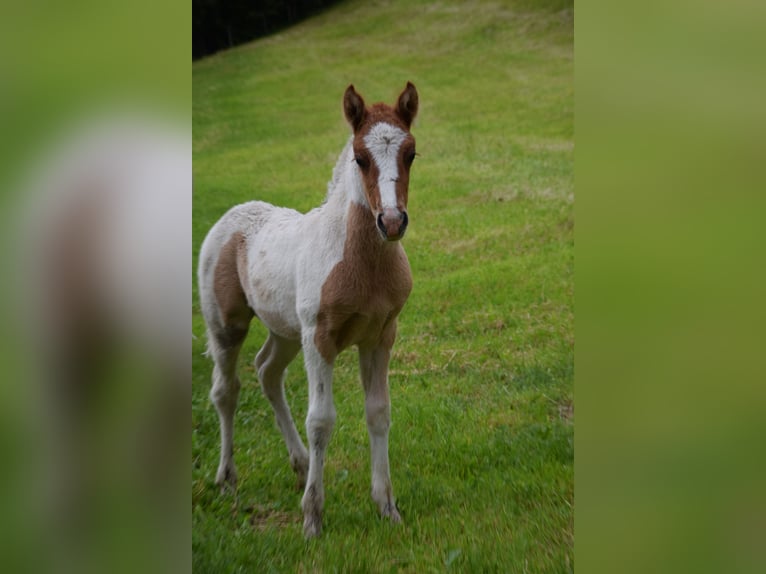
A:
[193,0,573,571]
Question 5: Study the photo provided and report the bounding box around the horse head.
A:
[343,82,418,241]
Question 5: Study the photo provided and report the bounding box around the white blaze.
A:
[363,122,407,209]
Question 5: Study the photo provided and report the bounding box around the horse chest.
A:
[313,248,411,360]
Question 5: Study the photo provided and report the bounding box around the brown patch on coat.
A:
[214,232,254,332]
[314,203,412,362]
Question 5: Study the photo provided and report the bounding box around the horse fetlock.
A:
[302,484,324,537]
[302,484,324,512]
[303,512,322,539]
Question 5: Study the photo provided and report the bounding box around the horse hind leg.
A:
[255,332,308,488]
[200,229,254,493]
[208,325,249,492]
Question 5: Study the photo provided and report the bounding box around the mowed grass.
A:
[192,0,573,571]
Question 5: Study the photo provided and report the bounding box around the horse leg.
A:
[255,332,307,488]
[359,343,401,522]
[300,333,336,538]
[208,325,248,492]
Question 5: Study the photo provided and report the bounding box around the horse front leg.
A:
[358,343,401,523]
[301,331,336,538]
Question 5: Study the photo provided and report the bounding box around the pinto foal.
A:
[198,83,419,538]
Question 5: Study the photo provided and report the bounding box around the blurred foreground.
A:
[1,117,190,574]
[577,1,766,573]
[0,2,189,573]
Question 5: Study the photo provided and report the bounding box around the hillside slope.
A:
[193,1,573,571]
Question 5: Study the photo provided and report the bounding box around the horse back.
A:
[199,201,301,339]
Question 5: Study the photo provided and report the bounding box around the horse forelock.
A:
[362,103,410,134]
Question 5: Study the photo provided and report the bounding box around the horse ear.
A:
[343,85,366,132]
[396,82,419,128]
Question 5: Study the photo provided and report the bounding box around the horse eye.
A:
[354,155,369,169]
[405,151,417,166]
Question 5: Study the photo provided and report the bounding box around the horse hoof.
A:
[215,464,238,494]
[303,514,322,539]
[382,502,402,523]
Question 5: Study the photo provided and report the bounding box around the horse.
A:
[198,82,419,538]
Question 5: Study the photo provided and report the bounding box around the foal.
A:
[198,82,419,538]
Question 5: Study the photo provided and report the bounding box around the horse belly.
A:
[253,304,301,340]
[245,230,303,340]
[243,267,298,339]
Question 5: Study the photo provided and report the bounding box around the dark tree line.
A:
[193,0,343,60]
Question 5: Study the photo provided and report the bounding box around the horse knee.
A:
[307,408,336,431]
[306,407,336,444]
[210,372,240,410]
[365,400,391,434]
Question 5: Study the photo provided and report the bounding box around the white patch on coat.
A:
[198,139,362,341]
[363,123,407,209]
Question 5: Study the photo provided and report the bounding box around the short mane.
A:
[325,136,355,201]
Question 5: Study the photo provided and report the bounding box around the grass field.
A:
[192,0,573,571]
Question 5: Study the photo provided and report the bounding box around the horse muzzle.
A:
[377,208,408,241]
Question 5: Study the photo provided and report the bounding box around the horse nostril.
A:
[377,213,387,236]
[399,211,409,235]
